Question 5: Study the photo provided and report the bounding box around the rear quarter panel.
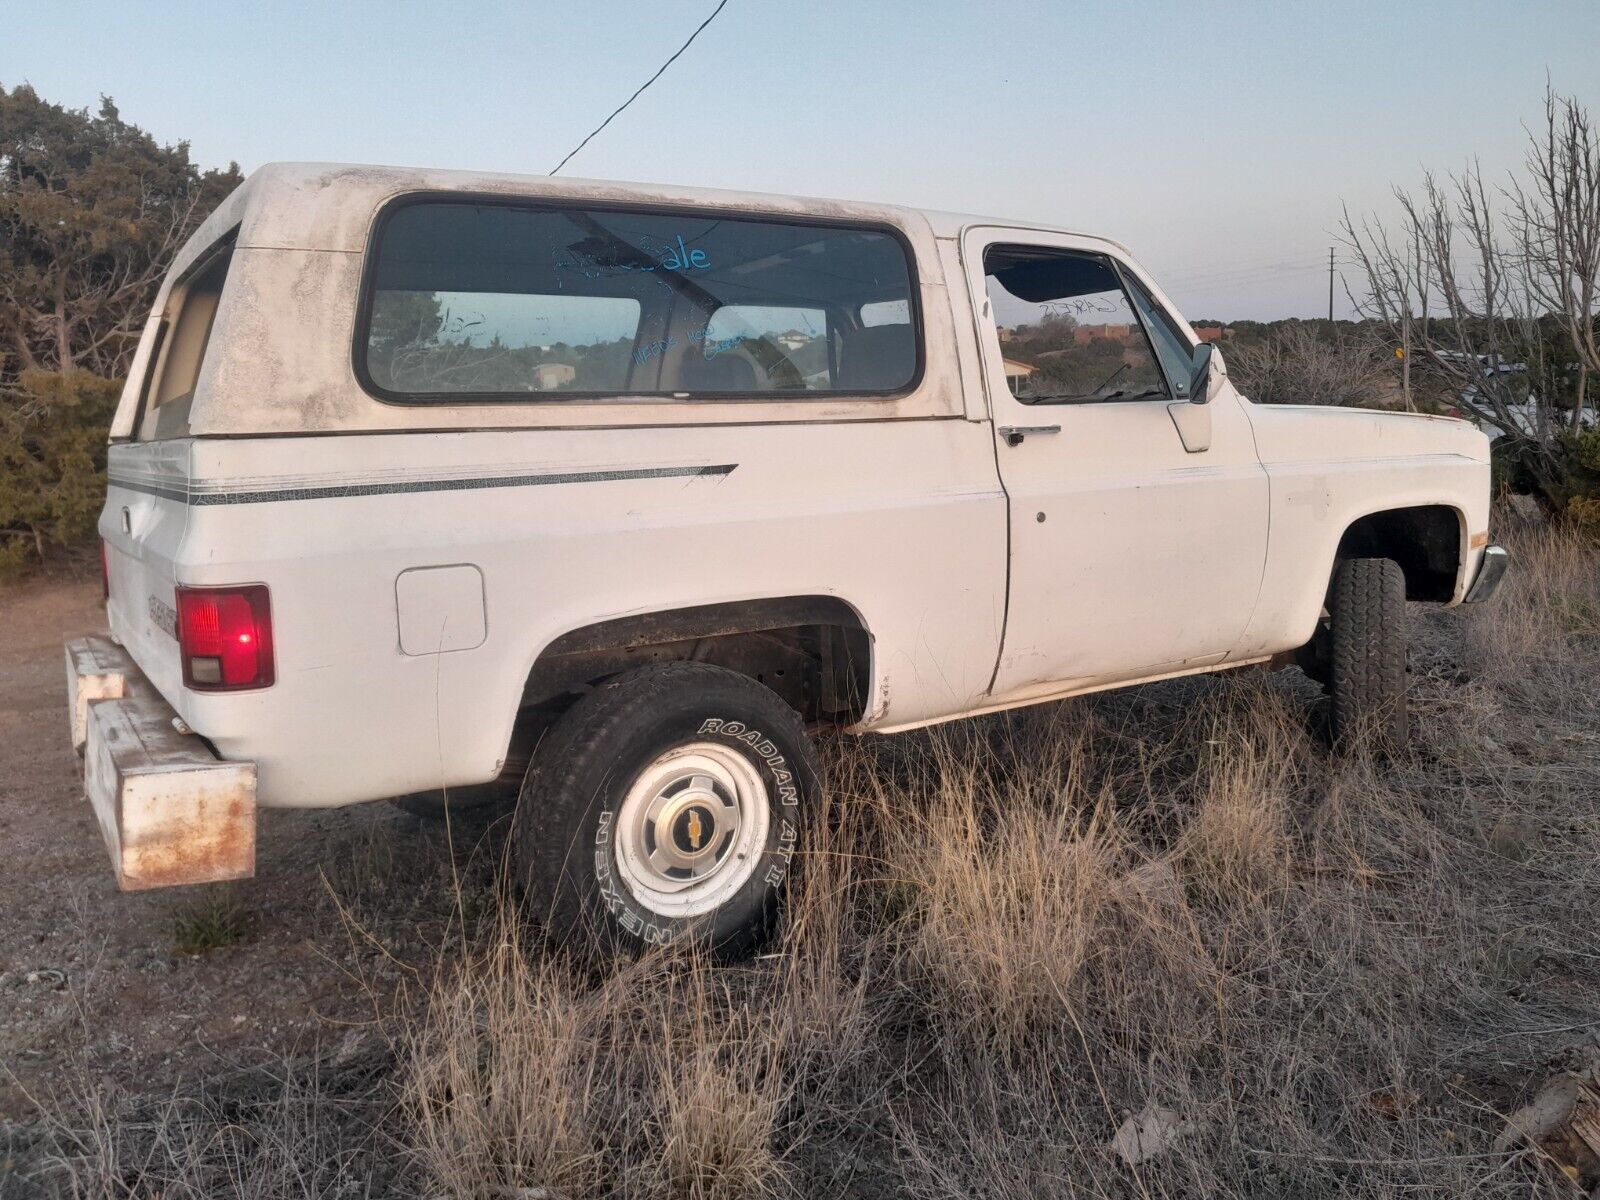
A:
[140,422,1005,808]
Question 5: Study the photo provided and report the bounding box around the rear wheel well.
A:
[516,597,872,738]
[1335,505,1462,602]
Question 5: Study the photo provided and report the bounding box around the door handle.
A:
[997,424,1061,447]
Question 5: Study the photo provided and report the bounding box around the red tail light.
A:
[176,585,275,690]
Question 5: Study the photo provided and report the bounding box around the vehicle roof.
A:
[172,161,1118,276]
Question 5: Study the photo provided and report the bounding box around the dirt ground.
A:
[0,574,497,1123]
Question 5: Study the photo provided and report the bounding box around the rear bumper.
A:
[65,635,256,891]
[1464,543,1510,604]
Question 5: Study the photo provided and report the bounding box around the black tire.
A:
[513,662,817,959]
[1327,556,1409,747]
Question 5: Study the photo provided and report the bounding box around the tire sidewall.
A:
[524,681,814,956]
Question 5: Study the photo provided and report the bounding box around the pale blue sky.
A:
[7,0,1598,319]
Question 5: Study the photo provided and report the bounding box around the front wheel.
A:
[513,662,818,959]
[1327,556,1409,747]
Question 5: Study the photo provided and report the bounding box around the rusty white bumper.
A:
[65,635,256,890]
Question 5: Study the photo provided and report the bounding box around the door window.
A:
[983,246,1169,404]
[1123,274,1197,393]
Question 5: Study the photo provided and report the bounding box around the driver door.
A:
[964,227,1269,701]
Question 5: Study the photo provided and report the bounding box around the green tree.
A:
[0,85,241,380]
[0,84,239,563]
[0,371,119,567]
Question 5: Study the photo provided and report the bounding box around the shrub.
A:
[1226,323,1394,408]
[0,370,119,569]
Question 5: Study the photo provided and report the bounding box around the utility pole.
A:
[1401,239,1416,411]
[1401,314,1412,411]
[1328,247,1335,323]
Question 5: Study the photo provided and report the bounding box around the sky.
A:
[6,0,1599,321]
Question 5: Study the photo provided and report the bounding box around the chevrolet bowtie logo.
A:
[687,809,704,850]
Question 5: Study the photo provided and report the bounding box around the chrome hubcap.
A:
[614,743,769,918]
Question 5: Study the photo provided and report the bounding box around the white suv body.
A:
[68,164,1502,948]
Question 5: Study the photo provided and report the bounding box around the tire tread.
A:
[1328,556,1408,746]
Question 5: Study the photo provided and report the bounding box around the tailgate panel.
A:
[103,439,193,708]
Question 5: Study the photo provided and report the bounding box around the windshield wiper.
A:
[1098,387,1168,402]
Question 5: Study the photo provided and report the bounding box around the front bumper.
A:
[65,635,256,891]
[1464,543,1510,604]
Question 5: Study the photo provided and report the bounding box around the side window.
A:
[982,245,1169,405]
[360,202,919,400]
[139,240,234,440]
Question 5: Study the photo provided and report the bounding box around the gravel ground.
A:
[0,574,502,1124]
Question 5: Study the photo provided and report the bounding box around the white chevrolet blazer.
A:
[67,163,1507,955]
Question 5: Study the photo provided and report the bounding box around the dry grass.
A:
[10,1047,395,1199]
[1177,702,1299,906]
[23,515,1600,1198]
[1467,517,1600,699]
[397,781,879,1200]
[867,728,1214,1065]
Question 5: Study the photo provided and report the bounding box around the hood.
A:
[1243,402,1491,466]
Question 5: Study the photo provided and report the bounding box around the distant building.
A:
[1194,326,1226,343]
[1002,359,1035,385]
[533,362,576,389]
[1073,324,1135,345]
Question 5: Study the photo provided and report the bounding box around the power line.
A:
[1161,255,1303,283]
[1166,262,1311,287]
[1163,253,1361,290]
[549,0,732,176]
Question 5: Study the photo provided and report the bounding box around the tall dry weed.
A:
[1467,518,1600,700]
[1178,700,1302,906]
[402,930,603,1199]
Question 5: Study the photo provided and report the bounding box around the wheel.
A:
[513,662,818,959]
[1327,557,1409,746]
